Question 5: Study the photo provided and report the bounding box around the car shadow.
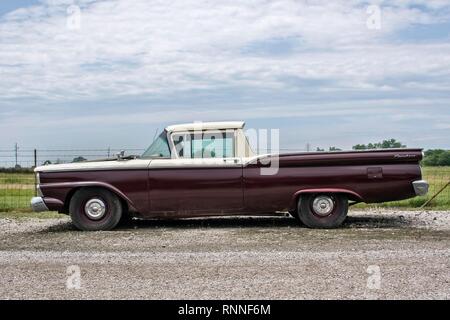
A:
[118,215,296,230]
[343,215,411,229]
[115,214,413,230]
[39,213,414,233]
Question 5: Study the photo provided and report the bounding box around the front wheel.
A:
[69,188,122,231]
[297,193,348,228]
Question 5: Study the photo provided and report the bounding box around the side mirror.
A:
[116,150,125,160]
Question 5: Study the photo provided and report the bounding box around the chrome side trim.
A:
[36,185,43,197]
[149,158,243,168]
[413,180,429,196]
[30,197,49,212]
[34,159,152,173]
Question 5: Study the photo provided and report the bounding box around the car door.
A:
[148,130,243,215]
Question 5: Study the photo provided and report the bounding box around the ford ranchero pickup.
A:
[31,121,428,231]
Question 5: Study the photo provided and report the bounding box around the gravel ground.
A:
[0,209,449,300]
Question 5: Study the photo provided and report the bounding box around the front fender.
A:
[41,181,137,212]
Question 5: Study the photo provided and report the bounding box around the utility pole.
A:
[34,149,37,196]
[306,143,310,152]
[15,143,18,167]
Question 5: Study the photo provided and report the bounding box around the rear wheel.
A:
[297,193,348,228]
[69,188,122,231]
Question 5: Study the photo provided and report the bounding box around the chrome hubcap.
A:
[312,195,334,216]
[84,198,106,220]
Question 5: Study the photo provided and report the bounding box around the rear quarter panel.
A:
[243,162,421,212]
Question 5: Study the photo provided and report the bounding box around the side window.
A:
[199,131,234,158]
[172,133,191,158]
[172,131,235,158]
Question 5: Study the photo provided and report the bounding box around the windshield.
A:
[142,131,171,158]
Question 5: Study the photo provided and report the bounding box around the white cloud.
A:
[0,0,449,100]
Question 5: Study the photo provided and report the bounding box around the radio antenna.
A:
[152,128,159,142]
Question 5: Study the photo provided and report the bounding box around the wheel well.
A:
[64,186,129,215]
[291,191,360,212]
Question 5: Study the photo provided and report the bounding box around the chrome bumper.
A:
[30,197,49,212]
[413,180,429,196]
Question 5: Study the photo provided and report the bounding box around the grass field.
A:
[0,167,449,214]
[0,172,34,212]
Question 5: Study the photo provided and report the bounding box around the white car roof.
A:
[165,121,245,133]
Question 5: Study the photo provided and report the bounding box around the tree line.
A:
[352,138,406,150]
[422,149,450,166]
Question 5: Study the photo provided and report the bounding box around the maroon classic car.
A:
[31,121,428,231]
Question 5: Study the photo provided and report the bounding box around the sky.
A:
[0,0,449,153]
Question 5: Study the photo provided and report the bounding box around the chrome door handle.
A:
[223,158,239,164]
